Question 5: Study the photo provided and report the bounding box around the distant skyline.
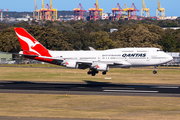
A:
[1,0,179,17]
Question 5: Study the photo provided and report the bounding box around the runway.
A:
[0,80,180,97]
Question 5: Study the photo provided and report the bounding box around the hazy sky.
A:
[0,0,179,17]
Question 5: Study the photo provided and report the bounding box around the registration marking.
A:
[103,90,159,93]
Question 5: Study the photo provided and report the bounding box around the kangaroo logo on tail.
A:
[14,28,51,57]
[15,32,40,55]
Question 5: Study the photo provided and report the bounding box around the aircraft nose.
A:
[168,55,173,61]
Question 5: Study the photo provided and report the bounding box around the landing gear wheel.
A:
[89,69,98,76]
[153,66,157,74]
[153,70,157,74]
[102,71,106,75]
[91,73,96,76]
[87,71,91,75]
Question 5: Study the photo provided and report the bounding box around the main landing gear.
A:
[87,70,107,76]
[153,66,157,74]
[87,70,98,76]
[102,71,106,75]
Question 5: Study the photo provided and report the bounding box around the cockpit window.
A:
[157,49,163,52]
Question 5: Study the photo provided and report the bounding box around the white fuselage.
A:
[48,48,173,68]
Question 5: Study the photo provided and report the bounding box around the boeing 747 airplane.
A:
[14,28,173,76]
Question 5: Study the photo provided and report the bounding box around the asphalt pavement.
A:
[0,80,180,97]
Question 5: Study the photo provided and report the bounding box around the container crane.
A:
[39,0,57,21]
[141,0,149,17]
[41,0,46,10]
[0,9,8,21]
[122,4,128,19]
[40,0,48,20]
[96,0,103,16]
[33,0,40,21]
[156,0,165,20]
[111,3,123,21]
[89,0,103,21]
[122,3,139,20]
[73,4,86,20]
[50,0,57,21]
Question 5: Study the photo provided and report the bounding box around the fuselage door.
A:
[146,54,150,61]
[97,54,101,61]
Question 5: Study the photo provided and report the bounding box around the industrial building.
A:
[0,52,12,64]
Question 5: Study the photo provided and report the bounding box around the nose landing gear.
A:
[153,66,157,74]
[153,70,157,74]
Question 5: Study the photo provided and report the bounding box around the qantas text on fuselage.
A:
[14,28,173,76]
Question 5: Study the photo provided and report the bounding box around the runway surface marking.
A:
[102,87,135,89]
[103,90,159,93]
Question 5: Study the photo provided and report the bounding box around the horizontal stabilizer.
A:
[0,51,39,57]
[89,47,96,51]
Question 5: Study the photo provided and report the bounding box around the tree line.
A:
[0,19,180,53]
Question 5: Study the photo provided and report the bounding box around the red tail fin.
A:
[14,28,51,57]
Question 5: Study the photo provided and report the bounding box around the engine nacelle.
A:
[65,61,78,68]
[96,63,109,71]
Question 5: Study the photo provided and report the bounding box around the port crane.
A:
[50,0,57,20]
[156,0,165,20]
[96,0,103,16]
[89,0,103,20]
[141,0,149,17]
[122,3,139,20]
[38,0,57,21]
[33,0,40,21]
[111,3,123,21]
[0,9,8,21]
[73,3,86,20]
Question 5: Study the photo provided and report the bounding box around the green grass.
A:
[0,67,179,84]
[0,93,180,119]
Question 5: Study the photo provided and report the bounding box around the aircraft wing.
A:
[41,57,131,66]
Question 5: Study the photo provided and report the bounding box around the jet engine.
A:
[96,63,109,71]
[65,61,78,68]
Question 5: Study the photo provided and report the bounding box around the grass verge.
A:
[0,93,180,120]
[0,67,179,84]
